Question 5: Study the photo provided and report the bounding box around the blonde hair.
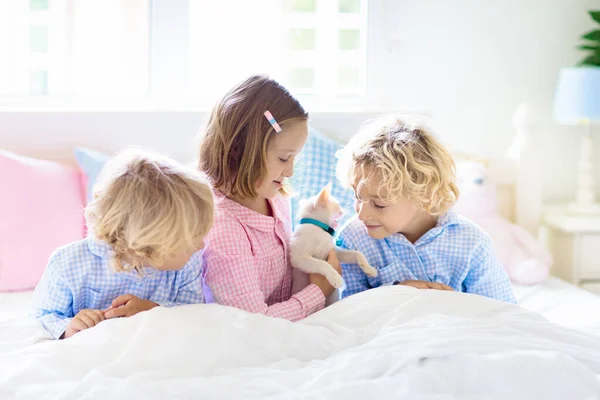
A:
[85,148,215,272]
[336,115,459,216]
[198,74,308,198]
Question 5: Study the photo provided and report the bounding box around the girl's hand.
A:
[395,280,453,291]
[104,294,159,319]
[309,250,342,298]
[62,309,105,339]
[326,249,342,275]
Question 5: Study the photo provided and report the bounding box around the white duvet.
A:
[2,286,600,400]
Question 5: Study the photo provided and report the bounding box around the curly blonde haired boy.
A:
[335,115,515,303]
[31,148,214,339]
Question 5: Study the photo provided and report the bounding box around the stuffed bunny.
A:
[454,161,550,285]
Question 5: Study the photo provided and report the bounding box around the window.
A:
[0,0,149,96]
[187,0,368,100]
[0,0,371,107]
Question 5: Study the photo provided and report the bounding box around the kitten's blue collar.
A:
[299,218,335,236]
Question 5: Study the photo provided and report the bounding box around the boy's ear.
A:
[316,182,332,206]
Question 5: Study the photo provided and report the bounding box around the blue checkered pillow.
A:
[74,147,109,203]
[290,127,356,228]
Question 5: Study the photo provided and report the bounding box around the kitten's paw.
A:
[363,265,378,277]
[357,255,378,277]
[328,273,344,288]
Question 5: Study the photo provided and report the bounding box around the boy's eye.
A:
[279,157,289,163]
[373,203,385,209]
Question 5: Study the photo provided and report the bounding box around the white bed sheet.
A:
[513,276,600,333]
[0,290,32,322]
[1,286,600,400]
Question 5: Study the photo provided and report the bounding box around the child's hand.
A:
[395,280,453,291]
[326,249,342,275]
[63,309,105,339]
[309,250,342,298]
[104,294,159,319]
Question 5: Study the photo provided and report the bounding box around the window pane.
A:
[30,0,49,11]
[339,0,360,13]
[338,67,359,88]
[339,29,360,50]
[289,67,315,89]
[30,25,48,53]
[70,0,149,95]
[288,28,316,51]
[283,0,316,13]
[30,70,48,94]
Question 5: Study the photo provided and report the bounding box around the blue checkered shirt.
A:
[30,237,205,339]
[336,211,516,303]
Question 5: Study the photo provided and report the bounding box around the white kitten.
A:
[290,183,377,306]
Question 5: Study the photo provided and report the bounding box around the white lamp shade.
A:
[553,67,600,125]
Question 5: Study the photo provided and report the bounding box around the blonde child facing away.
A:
[30,148,214,339]
[335,115,516,303]
[199,75,341,321]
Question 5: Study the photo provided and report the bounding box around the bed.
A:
[2,106,600,399]
[2,285,600,399]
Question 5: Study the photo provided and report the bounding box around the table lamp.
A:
[553,67,600,213]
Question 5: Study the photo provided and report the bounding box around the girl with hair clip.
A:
[199,75,341,321]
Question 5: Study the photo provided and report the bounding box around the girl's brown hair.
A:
[198,75,308,198]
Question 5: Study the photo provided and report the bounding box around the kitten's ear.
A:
[316,182,332,206]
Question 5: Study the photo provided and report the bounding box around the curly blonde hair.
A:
[85,148,214,272]
[336,115,459,216]
[198,75,308,199]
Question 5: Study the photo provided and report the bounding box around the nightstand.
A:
[539,205,600,294]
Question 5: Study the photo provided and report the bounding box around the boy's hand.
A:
[62,309,105,339]
[395,280,453,291]
[104,294,159,319]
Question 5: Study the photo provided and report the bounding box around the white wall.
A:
[0,112,205,164]
[379,0,600,202]
[0,111,378,164]
[1,0,600,204]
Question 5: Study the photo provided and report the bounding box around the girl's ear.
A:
[316,182,332,206]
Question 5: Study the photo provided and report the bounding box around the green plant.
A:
[579,11,600,66]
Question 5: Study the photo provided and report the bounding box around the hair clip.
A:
[264,110,282,133]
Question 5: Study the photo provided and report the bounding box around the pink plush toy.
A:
[453,161,550,285]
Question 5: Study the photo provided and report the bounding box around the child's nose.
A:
[283,161,294,177]
[356,202,368,220]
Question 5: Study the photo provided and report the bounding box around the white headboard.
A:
[0,104,539,233]
[454,103,541,234]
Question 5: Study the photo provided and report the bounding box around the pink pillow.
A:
[0,151,86,291]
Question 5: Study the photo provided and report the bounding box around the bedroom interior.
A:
[1,0,600,398]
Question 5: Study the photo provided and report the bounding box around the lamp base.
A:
[571,128,597,214]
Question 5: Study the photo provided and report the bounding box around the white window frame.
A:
[279,0,368,97]
[0,0,389,112]
[150,0,387,111]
